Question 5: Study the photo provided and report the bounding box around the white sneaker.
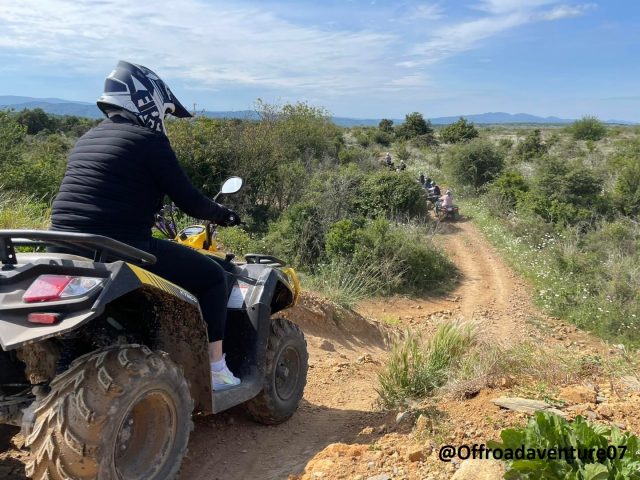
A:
[212,359,241,391]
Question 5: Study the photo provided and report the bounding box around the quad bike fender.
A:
[0,260,199,351]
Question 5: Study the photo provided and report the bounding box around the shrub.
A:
[338,145,369,164]
[325,219,362,258]
[439,117,479,144]
[514,129,547,162]
[444,139,504,189]
[215,226,264,257]
[489,170,529,208]
[357,171,428,219]
[377,322,477,407]
[0,110,27,169]
[613,161,640,216]
[2,134,70,199]
[489,411,640,479]
[264,201,325,268]
[568,115,607,141]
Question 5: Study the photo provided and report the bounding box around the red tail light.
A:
[28,313,61,324]
[23,275,104,303]
[23,275,72,303]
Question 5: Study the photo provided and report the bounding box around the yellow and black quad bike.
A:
[0,177,307,480]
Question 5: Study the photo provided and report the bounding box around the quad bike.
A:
[0,176,308,480]
[436,202,460,221]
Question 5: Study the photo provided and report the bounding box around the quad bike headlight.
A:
[23,275,105,303]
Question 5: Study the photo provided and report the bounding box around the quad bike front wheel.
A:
[25,344,193,480]
[246,318,308,425]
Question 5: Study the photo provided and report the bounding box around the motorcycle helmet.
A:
[97,61,192,133]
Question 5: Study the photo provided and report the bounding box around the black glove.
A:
[217,208,242,227]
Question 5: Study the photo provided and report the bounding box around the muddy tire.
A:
[25,344,193,480]
[246,318,308,425]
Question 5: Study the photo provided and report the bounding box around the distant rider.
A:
[440,189,454,208]
[50,61,241,390]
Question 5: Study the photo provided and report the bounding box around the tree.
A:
[15,108,55,134]
[378,118,394,133]
[395,112,432,140]
[568,116,607,141]
[444,139,504,189]
[439,117,479,144]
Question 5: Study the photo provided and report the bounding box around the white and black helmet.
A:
[97,60,192,133]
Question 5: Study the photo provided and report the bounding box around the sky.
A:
[0,0,638,120]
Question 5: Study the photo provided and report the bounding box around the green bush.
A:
[338,145,370,164]
[444,139,504,189]
[2,134,70,199]
[0,110,27,169]
[264,201,325,268]
[568,116,607,141]
[489,170,529,208]
[439,117,479,144]
[489,411,640,479]
[357,171,428,219]
[514,129,547,162]
[325,219,362,258]
[215,226,264,257]
[613,161,640,216]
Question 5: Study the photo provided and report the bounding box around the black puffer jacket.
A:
[51,116,227,241]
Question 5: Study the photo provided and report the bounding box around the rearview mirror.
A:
[220,176,244,195]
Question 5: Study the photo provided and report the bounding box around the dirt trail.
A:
[359,220,536,344]
[0,219,616,479]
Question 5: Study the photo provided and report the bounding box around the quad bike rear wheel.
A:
[246,318,308,425]
[25,344,193,480]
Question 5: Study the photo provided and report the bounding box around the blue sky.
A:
[0,0,638,120]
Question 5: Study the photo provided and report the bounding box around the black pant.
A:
[132,238,228,342]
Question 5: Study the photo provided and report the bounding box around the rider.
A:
[440,189,454,208]
[398,159,406,171]
[384,152,392,166]
[419,173,425,185]
[50,61,241,390]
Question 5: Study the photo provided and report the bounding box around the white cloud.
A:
[407,2,595,66]
[412,4,444,20]
[474,0,558,14]
[540,3,597,20]
[0,0,399,94]
[0,0,595,103]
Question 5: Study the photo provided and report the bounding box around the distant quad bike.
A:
[435,203,460,221]
[0,177,308,480]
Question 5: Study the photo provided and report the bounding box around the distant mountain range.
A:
[0,95,635,126]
